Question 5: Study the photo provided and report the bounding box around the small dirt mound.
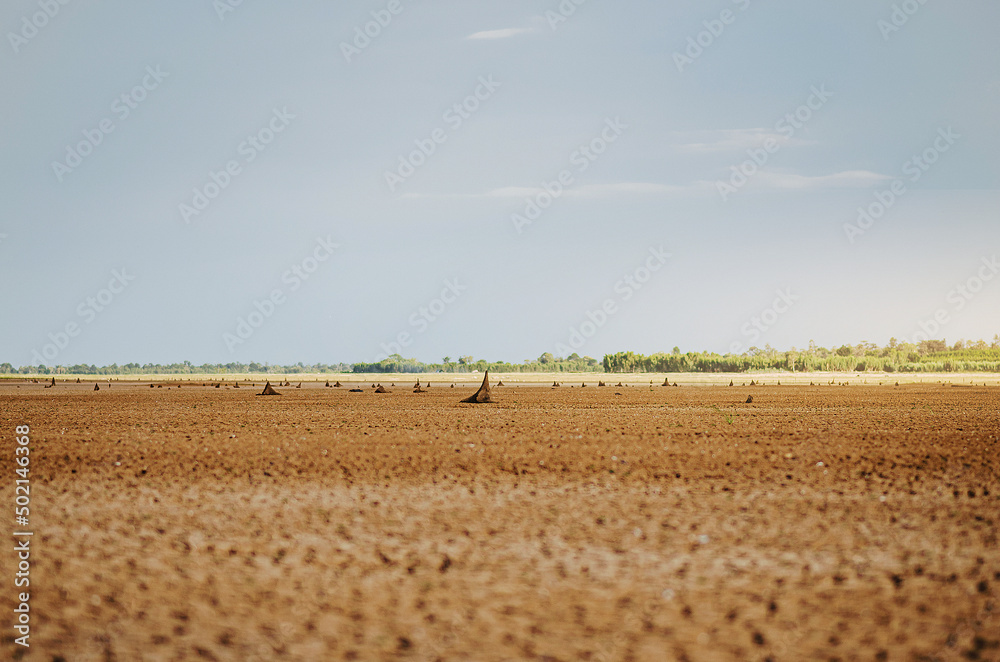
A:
[375,385,389,393]
[334,381,342,387]
[745,395,753,404]
[259,382,281,396]
[598,381,606,387]
[461,371,495,404]
[662,378,670,386]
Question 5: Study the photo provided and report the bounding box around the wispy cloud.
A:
[672,128,808,153]
[750,169,891,190]
[465,27,534,40]
[486,182,682,198]
[402,182,686,200]
[566,182,687,197]
[402,170,891,202]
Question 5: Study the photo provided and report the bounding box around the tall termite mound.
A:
[461,371,495,403]
[259,381,281,396]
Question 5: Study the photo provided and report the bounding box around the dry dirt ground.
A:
[1,379,998,661]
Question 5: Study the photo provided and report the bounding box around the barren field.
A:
[1,379,998,661]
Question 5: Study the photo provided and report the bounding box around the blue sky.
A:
[2,0,998,366]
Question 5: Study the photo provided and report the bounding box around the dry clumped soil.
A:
[1,380,998,661]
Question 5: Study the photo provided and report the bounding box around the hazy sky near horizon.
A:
[2,0,998,366]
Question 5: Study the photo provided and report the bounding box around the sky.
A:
[2,0,998,367]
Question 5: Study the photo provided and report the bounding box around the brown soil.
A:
[1,382,998,661]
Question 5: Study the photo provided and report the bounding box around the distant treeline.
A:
[0,355,602,376]
[0,361,352,376]
[351,354,602,374]
[603,338,1000,373]
[4,338,1000,375]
